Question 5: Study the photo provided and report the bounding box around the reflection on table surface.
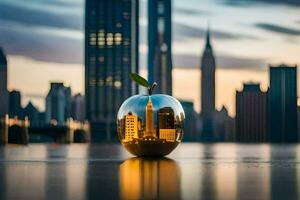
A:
[119,158,180,200]
[0,143,300,200]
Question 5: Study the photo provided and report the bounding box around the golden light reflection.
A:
[119,158,181,200]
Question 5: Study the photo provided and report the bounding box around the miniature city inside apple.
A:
[117,73,185,156]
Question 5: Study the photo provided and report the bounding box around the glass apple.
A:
[117,73,185,157]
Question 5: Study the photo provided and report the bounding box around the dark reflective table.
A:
[0,143,299,199]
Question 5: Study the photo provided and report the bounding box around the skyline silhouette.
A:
[1,0,300,116]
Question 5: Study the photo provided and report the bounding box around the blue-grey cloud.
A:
[173,54,266,70]
[140,22,258,45]
[0,20,83,64]
[140,53,266,70]
[220,0,300,6]
[174,7,212,16]
[0,1,83,64]
[24,0,83,7]
[255,23,300,36]
[0,2,83,30]
[174,23,258,41]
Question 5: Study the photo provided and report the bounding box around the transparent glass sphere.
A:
[117,94,185,156]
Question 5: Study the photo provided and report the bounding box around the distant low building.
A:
[236,83,267,142]
[213,106,235,142]
[23,102,40,124]
[224,117,235,142]
[45,82,71,124]
[71,93,85,122]
[180,100,200,141]
[9,90,23,118]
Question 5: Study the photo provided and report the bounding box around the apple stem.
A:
[148,82,157,95]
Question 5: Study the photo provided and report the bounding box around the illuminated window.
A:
[115,33,122,45]
[89,33,97,45]
[106,33,114,45]
[98,30,105,46]
[114,81,122,89]
[106,76,113,86]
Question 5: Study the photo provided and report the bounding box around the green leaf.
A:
[129,73,150,88]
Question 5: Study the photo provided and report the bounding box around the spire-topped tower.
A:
[145,97,156,138]
[205,24,212,49]
[200,26,216,141]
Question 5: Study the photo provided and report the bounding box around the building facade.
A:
[85,0,139,141]
[157,106,175,141]
[200,28,216,141]
[213,106,235,142]
[236,83,268,142]
[23,102,40,125]
[71,93,85,122]
[157,107,174,129]
[0,48,9,118]
[180,100,200,141]
[9,90,22,118]
[269,65,298,142]
[148,0,172,95]
[125,112,138,141]
[159,129,175,142]
[45,82,71,124]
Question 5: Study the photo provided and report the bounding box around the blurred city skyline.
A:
[1,0,300,115]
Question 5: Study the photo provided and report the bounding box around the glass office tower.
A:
[148,0,172,95]
[269,65,298,142]
[85,0,139,141]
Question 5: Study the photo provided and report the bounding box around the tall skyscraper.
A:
[145,97,156,137]
[148,0,172,95]
[269,64,298,142]
[236,83,268,142]
[45,82,71,124]
[0,48,9,118]
[85,0,139,141]
[200,27,216,141]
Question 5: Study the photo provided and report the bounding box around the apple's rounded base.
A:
[123,142,179,157]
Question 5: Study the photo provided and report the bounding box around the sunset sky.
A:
[1,0,300,116]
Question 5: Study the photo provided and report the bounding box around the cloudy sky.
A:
[1,0,300,115]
